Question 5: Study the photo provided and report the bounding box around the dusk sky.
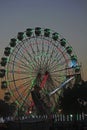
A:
[0,0,87,82]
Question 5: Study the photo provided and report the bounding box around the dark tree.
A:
[0,100,16,117]
[59,80,87,114]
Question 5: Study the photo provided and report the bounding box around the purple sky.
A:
[0,0,87,80]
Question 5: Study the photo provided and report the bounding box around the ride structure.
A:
[0,27,81,116]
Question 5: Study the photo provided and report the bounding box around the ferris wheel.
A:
[0,27,81,115]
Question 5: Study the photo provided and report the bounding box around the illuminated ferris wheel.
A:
[0,27,81,115]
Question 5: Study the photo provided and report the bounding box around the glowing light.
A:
[69,60,77,67]
[70,114,73,117]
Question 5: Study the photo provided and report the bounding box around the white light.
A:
[70,114,73,117]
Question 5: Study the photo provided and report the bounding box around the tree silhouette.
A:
[0,100,9,116]
[59,80,87,114]
[0,100,16,117]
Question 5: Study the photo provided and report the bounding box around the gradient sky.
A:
[0,0,87,81]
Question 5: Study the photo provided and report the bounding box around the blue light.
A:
[69,60,77,68]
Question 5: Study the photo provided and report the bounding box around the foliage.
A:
[59,80,87,114]
[0,100,16,117]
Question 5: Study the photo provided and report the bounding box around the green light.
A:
[10,91,13,96]
[31,78,37,86]
[76,114,79,120]
[15,100,19,105]
[6,69,8,75]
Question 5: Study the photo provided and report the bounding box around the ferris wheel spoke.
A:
[8,83,32,105]
[27,38,40,67]
[49,63,64,73]
[8,76,31,82]
[20,86,32,100]
[52,73,66,77]
[50,74,67,84]
[11,52,32,69]
[40,36,45,63]
[51,66,75,74]
[9,79,32,93]
[17,49,35,70]
[35,38,43,67]
[47,52,62,69]
[12,75,33,83]
[48,42,58,65]
[10,82,33,109]
[19,88,32,110]
[49,75,63,87]
[44,43,52,66]
[20,84,31,95]
[57,51,67,63]
[50,48,66,67]
[7,88,22,106]
[35,37,41,56]
[8,70,32,75]
[38,38,48,67]
[13,44,36,70]
[40,37,48,67]
[50,64,68,74]
[18,85,32,106]
[13,85,30,104]
[8,60,31,72]
[54,56,66,67]
[51,74,66,79]
[37,43,45,68]
[14,96,24,106]
[18,41,36,68]
[46,43,55,67]
[50,67,65,73]
[52,76,64,85]
[10,76,35,100]
[49,59,66,72]
[13,43,31,62]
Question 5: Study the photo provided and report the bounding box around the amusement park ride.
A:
[0,27,81,117]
